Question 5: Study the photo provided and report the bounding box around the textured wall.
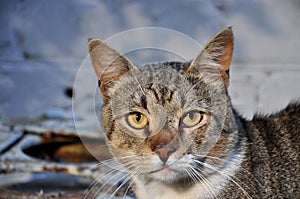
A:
[0,0,299,122]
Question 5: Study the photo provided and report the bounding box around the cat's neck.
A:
[132,175,230,199]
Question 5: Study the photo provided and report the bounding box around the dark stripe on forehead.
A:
[164,61,191,71]
[141,95,147,110]
[146,83,175,106]
[147,83,160,102]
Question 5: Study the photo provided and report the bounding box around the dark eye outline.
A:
[180,110,203,128]
[126,112,149,130]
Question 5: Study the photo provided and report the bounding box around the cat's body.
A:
[88,28,300,198]
[240,103,300,198]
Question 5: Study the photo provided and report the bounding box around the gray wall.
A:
[1,0,300,122]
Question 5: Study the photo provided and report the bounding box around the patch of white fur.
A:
[133,142,245,199]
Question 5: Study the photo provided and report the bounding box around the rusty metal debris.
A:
[0,189,84,199]
[0,116,122,198]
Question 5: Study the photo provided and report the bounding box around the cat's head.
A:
[88,28,243,184]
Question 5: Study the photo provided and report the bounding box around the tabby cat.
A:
[87,28,299,198]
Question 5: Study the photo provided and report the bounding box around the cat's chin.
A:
[148,166,186,183]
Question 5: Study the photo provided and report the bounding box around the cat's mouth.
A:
[148,165,183,183]
[150,165,172,174]
[119,155,205,184]
[147,155,209,183]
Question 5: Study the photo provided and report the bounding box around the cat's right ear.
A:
[186,28,234,88]
[88,39,140,96]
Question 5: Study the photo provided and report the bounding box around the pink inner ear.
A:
[218,34,234,72]
[217,39,233,88]
[205,28,234,88]
[217,67,230,88]
[186,29,233,88]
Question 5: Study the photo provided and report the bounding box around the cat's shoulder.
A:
[248,101,300,139]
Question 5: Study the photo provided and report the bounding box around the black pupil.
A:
[188,112,194,120]
[136,113,142,122]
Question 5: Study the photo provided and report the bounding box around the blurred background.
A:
[0,0,300,120]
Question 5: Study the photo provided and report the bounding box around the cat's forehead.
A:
[113,62,202,102]
[138,63,187,86]
[140,62,188,74]
[111,63,205,114]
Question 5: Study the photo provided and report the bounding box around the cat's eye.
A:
[181,111,203,128]
[126,112,148,129]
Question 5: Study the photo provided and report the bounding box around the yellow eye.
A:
[182,111,203,127]
[126,112,148,129]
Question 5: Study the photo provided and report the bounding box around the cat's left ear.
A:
[186,27,234,88]
[88,38,140,96]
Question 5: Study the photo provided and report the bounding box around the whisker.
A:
[188,167,218,199]
[110,166,141,199]
[97,162,136,196]
[84,163,110,198]
[194,159,252,199]
[101,154,140,166]
[122,179,135,199]
[108,174,131,198]
[85,167,120,198]
[194,154,263,189]
[94,160,140,198]
[130,68,146,96]
[94,170,128,198]
[85,160,136,198]
[108,164,142,199]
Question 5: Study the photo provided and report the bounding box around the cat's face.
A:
[89,28,243,184]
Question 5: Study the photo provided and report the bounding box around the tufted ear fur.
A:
[88,39,140,97]
[186,27,234,88]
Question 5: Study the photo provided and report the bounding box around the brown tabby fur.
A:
[88,28,299,198]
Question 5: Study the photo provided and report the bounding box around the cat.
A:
[87,28,300,199]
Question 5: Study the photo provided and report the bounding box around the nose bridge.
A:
[149,129,177,163]
[150,129,175,149]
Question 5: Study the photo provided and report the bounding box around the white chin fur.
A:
[148,154,193,183]
[149,167,183,183]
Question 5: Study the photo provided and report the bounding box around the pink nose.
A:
[153,143,176,164]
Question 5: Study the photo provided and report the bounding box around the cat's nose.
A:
[153,143,177,164]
